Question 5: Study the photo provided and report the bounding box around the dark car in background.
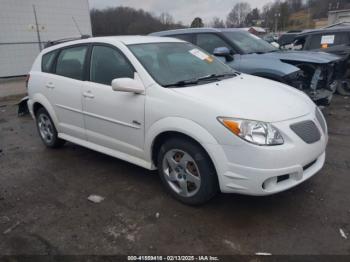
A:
[151,28,341,105]
[293,25,350,95]
[278,30,303,50]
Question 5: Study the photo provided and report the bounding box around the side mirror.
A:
[213,47,234,62]
[111,78,145,94]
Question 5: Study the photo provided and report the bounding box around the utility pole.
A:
[32,5,42,51]
[274,13,280,33]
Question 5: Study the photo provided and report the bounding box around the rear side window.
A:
[308,32,350,49]
[196,33,231,53]
[172,34,194,43]
[90,45,135,85]
[41,51,57,73]
[56,46,88,80]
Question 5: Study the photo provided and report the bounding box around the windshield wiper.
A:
[197,72,238,82]
[163,72,239,88]
[163,79,199,87]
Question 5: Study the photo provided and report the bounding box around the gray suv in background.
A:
[151,28,341,105]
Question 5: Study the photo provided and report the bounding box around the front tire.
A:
[35,107,65,148]
[157,137,218,205]
[337,80,350,96]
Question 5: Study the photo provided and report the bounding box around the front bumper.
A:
[205,111,328,196]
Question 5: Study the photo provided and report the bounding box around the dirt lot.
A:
[0,93,349,255]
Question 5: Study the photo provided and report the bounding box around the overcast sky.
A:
[88,0,273,25]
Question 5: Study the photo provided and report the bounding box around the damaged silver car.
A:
[151,28,342,105]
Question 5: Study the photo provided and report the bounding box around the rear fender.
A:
[28,94,60,130]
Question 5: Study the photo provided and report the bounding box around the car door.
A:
[82,44,145,159]
[195,33,241,70]
[49,45,88,140]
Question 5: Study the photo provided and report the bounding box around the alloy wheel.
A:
[162,149,201,197]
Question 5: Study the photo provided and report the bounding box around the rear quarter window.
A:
[41,50,58,73]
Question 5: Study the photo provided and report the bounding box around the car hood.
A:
[171,74,314,123]
[261,50,341,64]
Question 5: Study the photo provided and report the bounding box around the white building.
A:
[0,0,92,77]
[328,9,350,25]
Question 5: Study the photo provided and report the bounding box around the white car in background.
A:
[27,36,328,205]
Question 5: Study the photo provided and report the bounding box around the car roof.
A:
[150,27,246,36]
[42,35,184,53]
[297,26,350,37]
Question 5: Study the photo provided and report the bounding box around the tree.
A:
[90,7,185,36]
[190,17,204,28]
[210,17,225,28]
[288,0,303,12]
[307,0,345,19]
[226,2,252,28]
[245,8,260,26]
[159,12,174,26]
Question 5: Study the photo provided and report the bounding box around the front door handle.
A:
[83,91,95,99]
[46,82,55,89]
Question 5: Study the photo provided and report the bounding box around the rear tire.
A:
[35,107,65,148]
[157,137,218,205]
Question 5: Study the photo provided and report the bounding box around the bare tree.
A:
[226,2,252,28]
[210,17,225,28]
[159,12,174,26]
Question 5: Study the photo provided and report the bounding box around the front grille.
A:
[290,121,321,144]
[315,108,327,134]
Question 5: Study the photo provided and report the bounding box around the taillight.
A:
[25,74,30,89]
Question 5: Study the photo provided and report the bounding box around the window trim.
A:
[52,43,90,81]
[86,43,136,86]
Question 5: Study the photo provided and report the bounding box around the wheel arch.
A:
[152,131,213,168]
[29,94,60,129]
[146,117,220,170]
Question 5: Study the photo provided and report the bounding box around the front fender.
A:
[145,117,230,191]
[145,117,220,163]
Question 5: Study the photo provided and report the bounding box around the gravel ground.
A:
[0,95,349,255]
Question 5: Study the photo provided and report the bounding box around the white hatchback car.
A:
[27,36,328,205]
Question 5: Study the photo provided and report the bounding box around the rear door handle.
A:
[46,82,55,89]
[83,91,95,99]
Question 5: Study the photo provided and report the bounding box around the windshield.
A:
[128,42,236,87]
[223,31,278,54]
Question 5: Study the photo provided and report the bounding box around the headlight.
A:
[217,117,284,146]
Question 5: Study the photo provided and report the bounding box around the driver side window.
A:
[90,45,135,86]
[196,33,232,54]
